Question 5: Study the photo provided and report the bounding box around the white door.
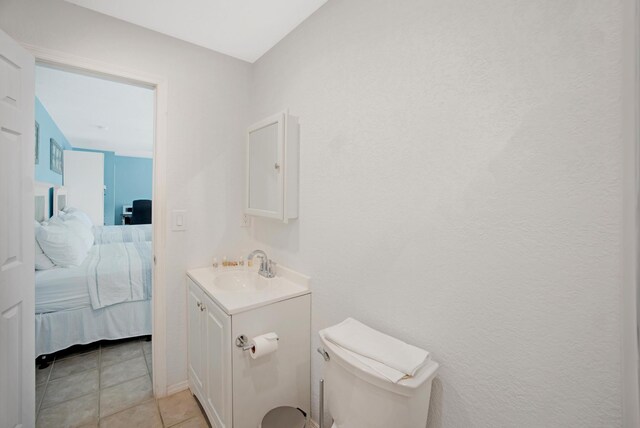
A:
[187,280,205,395]
[63,150,104,225]
[0,29,35,428]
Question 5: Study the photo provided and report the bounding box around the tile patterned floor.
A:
[36,337,209,428]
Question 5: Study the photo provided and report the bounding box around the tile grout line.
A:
[41,361,144,414]
[101,348,147,368]
[101,396,157,422]
[155,397,166,427]
[145,340,165,427]
[35,359,53,422]
[38,373,100,412]
[45,351,99,382]
[165,415,202,428]
[36,339,159,426]
[40,355,99,411]
[38,344,135,419]
[97,343,102,425]
[38,350,101,412]
[98,373,153,419]
[54,348,97,362]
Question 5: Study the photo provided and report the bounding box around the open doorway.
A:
[32,63,158,424]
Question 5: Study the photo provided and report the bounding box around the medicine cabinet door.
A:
[246,113,284,219]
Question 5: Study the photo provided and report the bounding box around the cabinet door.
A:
[203,295,232,428]
[187,281,205,395]
[246,112,284,220]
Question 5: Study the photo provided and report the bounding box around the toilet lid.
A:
[319,331,439,397]
[260,406,306,428]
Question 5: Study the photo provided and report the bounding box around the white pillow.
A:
[36,217,93,267]
[50,215,94,250]
[61,207,93,228]
[34,221,55,270]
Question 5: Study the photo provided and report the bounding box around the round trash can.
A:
[259,406,306,428]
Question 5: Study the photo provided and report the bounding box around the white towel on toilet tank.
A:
[323,318,430,383]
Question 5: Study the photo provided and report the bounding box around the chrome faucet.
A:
[247,249,276,278]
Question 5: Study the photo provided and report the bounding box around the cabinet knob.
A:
[200,305,206,312]
[196,301,201,308]
[274,162,280,171]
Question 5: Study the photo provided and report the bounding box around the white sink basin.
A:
[187,265,310,315]
[213,271,270,292]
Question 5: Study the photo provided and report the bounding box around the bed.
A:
[93,224,152,244]
[35,241,152,356]
[52,184,67,217]
[35,185,153,357]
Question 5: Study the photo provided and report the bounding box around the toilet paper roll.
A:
[250,332,279,359]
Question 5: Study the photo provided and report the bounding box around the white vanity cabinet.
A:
[246,111,299,222]
[187,278,232,428]
[186,266,311,428]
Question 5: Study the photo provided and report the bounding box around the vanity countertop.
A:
[187,265,310,315]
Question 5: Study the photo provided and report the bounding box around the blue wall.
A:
[73,148,116,225]
[114,156,153,224]
[35,97,72,185]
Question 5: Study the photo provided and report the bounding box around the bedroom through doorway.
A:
[33,63,158,425]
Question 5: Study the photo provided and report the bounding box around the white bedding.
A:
[93,224,152,245]
[87,241,152,309]
[36,299,151,357]
[35,240,153,356]
[36,241,153,313]
[35,264,92,313]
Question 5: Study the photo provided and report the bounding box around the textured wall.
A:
[3,0,630,424]
[35,97,72,185]
[0,0,253,388]
[249,0,624,426]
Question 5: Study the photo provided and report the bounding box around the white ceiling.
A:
[36,65,155,158]
[65,0,328,63]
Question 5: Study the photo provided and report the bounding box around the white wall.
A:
[249,0,626,426]
[0,0,253,388]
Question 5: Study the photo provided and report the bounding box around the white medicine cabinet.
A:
[245,111,299,222]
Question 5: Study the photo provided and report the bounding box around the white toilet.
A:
[319,331,439,428]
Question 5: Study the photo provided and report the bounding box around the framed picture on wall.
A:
[35,122,39,164]
[50,138,63,175]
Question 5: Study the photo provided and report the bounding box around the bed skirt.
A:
[36,299,151,357]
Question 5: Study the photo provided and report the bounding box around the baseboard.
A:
[166,380,189,395]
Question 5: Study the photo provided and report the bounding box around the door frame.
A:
[623,0,640,426]
[24,44,170,397]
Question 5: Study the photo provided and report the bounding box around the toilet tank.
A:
[319,332,438,428]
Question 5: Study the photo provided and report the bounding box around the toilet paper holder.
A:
[235,334,253,351]
[235,334,279,351]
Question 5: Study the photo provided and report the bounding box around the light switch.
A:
[172,210,187,231]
